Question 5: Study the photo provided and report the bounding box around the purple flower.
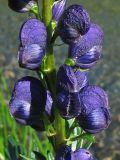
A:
[69,24,104,57]
[18,19,47,70]
[77,86,111,134]
[8,0,38,13]
[56,90,81,119]
[52,0,67,21]
[55,145,72,160]
[57,5,90,44]
[18,44,45,70]
[72,148,95,160]
[19,18,47,48]
[57,65,89,93]
[9,76,53,130]
[69,24,104,69]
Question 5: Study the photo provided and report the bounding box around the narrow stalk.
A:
[54,109,66,148]
[42,0,66,149]
[42,0,56,98]
[42,0,53,41]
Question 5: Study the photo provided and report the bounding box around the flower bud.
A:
[8,0,38,13]
[57,5,90,44]
[56,90,81,119]
[72,148,95,160]
[78,86,111,134]
[20,18,47,48]
[52,0,67,22]
[18,44,45,70]
[57,65,88,93]
[69,23,104,57]
[55,145,72,160]
[9,76,53,131]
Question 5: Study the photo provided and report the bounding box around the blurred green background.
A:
[0,0,120,159]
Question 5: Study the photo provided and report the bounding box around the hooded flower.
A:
[18,18,47,70]
[78,86,111,134]
[69,23,104,69]
[57,4,90,44]
[9,76,53,130]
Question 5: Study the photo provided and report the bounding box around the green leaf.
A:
[47,152,55,160]
[43,113,56,137]
[7,137,21,160]
[19,154,33,160]
[0,153,5,160]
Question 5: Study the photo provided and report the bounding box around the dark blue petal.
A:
[73,45,102,69]
[80,85,109,114]
[56,90,81,119]
[57,5,90,44]
[74,68,89,90]
[69,23,104,57]
[19,18,47,48]
[72,148,95,160]
[57,65,88,93]
[18,44,45,70]
[57,65,78,93]
[52,0,67,21]
[45,90,53,117]
[78,85,111,133]
[78,108,111,134]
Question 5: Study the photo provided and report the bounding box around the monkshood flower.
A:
[18,44,45,70]
[52,0,67,22]
[78,86,111,134]
[18,18,47,69]
[8,0,38,13]
[55,145,72,160]
[19,18,47,48]
[57,64,88,93]
[56,90,81,119]
[69,24,104,69]
[71,148,95,160]
[57,5,90,44]
[9,76,53,131]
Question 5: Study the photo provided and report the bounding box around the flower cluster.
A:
[8,0,111,159]
[56,3,111,134]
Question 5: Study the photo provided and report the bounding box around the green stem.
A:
[42,0,66,150]
[42,0,53,41]
[54,109,66,148]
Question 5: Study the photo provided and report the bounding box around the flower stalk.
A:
[42,0,66,150]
